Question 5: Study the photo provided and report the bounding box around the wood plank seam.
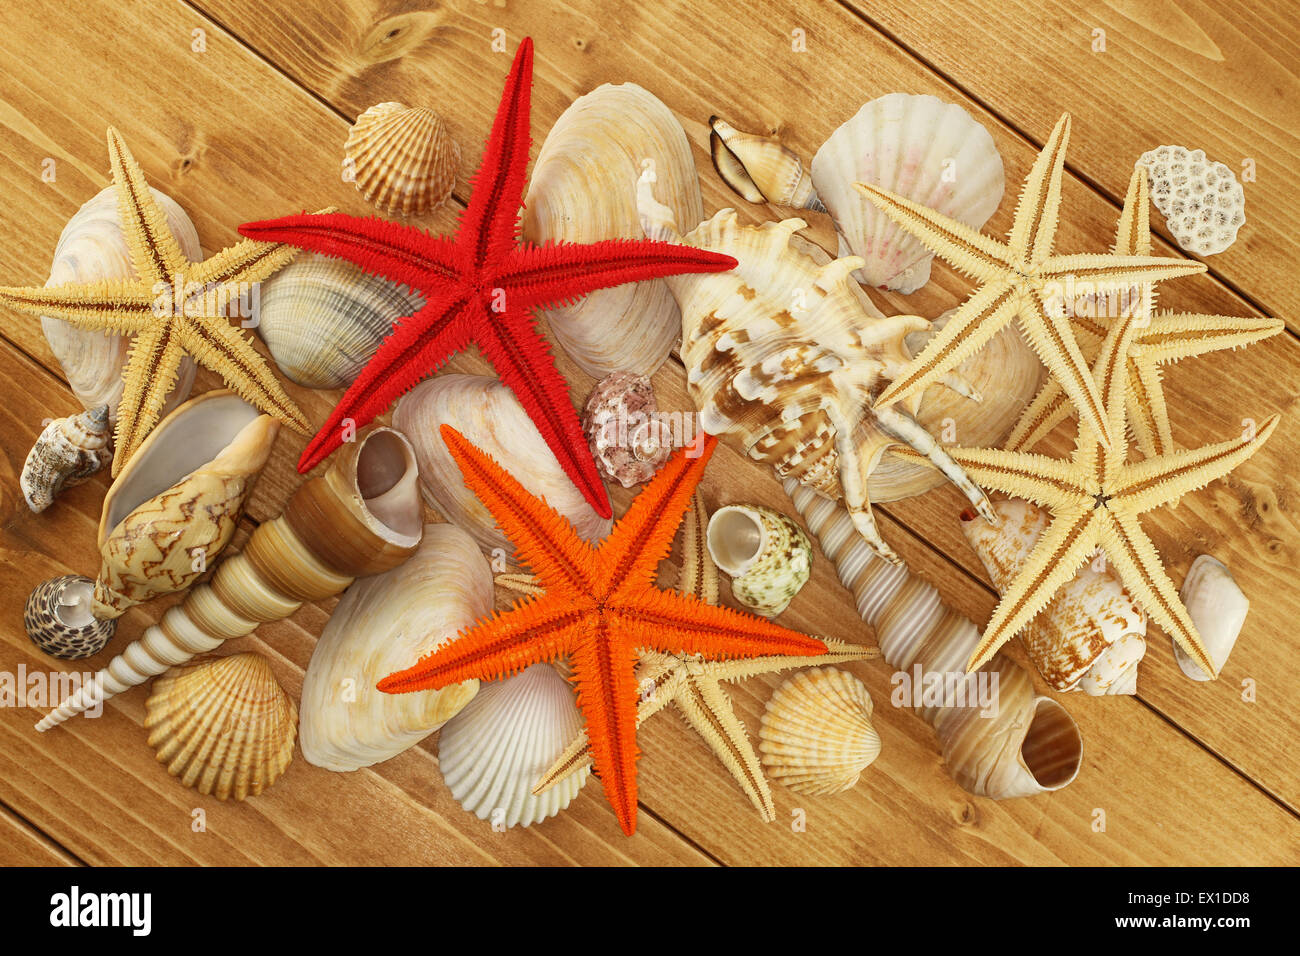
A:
[0,794,87,865]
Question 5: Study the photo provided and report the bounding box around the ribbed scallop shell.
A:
[345,102,459,217]
[437,663,590,829]
[20,404,113,512]
[811,93,1004,292]
[257,252,422,389]
[759,667,880,795]
[144,653,297,801]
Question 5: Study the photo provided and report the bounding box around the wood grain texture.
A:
[0,0,1295,864]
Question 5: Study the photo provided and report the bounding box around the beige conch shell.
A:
[706,503,812,617]
[37,427,423,730]
[523,83,704,378]
[638,164,995,562]
[392,374,611,562]
[92,390,280,619]
[344,102,460,217]
[41,186,199,419]
[962,498,1147,695]
[20,404,113,512]
[145,653,296,801]
[299,522,491,771]
[789,481,1083,799]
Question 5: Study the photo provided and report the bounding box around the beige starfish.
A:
[854,113,1206,450]
[0,128,314,474]
[900,312,1278,676]
[1007,166,1284,456]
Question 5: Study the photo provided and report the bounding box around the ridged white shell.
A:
[522,83,704,378]
[1175,554,1248,680]
[256,252,422,389]
[42,186,200,419]
[344,102,459,217]
[437,663,590,829]
[144,653,296,801]
[811,93,1004,292]
[759,667,880,795]
[299,523,490,771]
[392,374,611,562]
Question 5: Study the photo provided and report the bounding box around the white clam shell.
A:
[811,93,1004,292]
[42,186,200,420]
[759,667,880,795]
[437,663,590,829]
[299,523,490,771]
[1175,554,1248,681]
[706,503,812,617]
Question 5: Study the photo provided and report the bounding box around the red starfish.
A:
[378,426,828,835]
[239,38,736,518]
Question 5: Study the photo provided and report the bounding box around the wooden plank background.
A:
[0,0,1295,865]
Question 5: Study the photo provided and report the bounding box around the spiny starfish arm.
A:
[457,38,535,267]
[1099,512,1214,677]
[678,493,719,604]
[968,507,1100,672]
[0,281,157,335]
[1089,311,1145,483]
[106,128,190,283]
[1020,291,1113,448]
[238,213,460,292]
[187,231,310,291]
[1008,113,1070,265]
[852,181,1014,283]
[570,620,642,834]
[670,674,775,823]
[897,444,1083,508]
[707,638,877,684]
[1126,358,1171,458]
[1039,253,1206,288]
[175,317,311,434]
[297,293,476,472]
[615,588,828,660]
[499,240,737,308]
[873,280,1020,410]
[600,436,717,598]
[440,424,597,600]
[1139,312,1285,365]
[111,326,187,476]
[476,299,611,517]
[1004,376,1071,452]
[1114,165,1152,257]
[1112,414,1280,514]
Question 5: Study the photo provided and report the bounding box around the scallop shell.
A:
[811,93,1005,292]
[759,667,880,796]
[437,663,590,829]
[393,374,611,562]
[20,404,113,512]
[708,116,824,210]
[256,252,422,389]
[522,83,704,378]
[1137,146,1244,256]
[24,575,116,660]
[144,653,297,801]
[299,522,491,771]
[344,102,459,217]
[581,371,672,488]
[1175,554,1248,681]
[706,503,812,616]
[41,186,199,419]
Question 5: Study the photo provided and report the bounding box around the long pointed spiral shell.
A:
[36,427,423,730]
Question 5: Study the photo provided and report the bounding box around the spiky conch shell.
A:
[962,498,1147,695]
[40,185,199,419]
[144,653,296,801]
[92,391,280,620]
[37,426,423,730]
[1175,555,1248,681]
[437,662,590,829]
[344,102,460,217]
[788,481,1083,798]
[759,667,880,795]
[24,574,116,660]
[256,252,423,389]
[522,83,704,378]
[810,93,1005,293]
[299,522,491,771]
[20,404,113,513]
[392,374,611,563]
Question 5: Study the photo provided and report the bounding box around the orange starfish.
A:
[379,426,828,834]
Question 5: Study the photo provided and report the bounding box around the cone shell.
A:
[1175,555,1248,680]
[709,117,823,209]
[393,374,611,561]
[20,404,113,512]
[299,523,491,771]
[523,83,704,378]
[24,574,116,660]
[437,663,590,829]
[41,186,199,419]
[93,391,279,619]
[706,503,812,616]
[759,667,880,795]
[256,252,422,389]
[144,653,296,801]
[344,102,459,217]
[811,93,1004,292]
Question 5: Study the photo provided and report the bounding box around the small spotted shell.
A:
[24,575,116,660]
[759,667,880,795]
[706,503,811,617]
[344,102,459,217]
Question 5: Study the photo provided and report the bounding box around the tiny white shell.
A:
[1176,554,1248,681]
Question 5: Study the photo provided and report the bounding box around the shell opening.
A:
[54,578,96,628]
[706,506,765,576]
[355,430,423,541]
[1019,698,1083,791]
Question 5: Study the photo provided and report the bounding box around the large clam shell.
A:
[344,102,459,217]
